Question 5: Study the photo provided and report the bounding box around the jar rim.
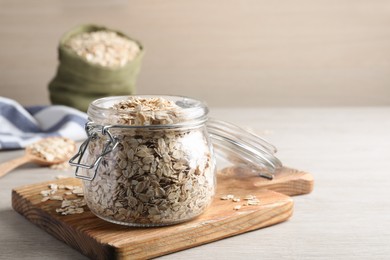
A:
[87,95,209,127]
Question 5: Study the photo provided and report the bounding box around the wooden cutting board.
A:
[12,166,313,259]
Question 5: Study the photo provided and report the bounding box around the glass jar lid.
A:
[207,118,282,179]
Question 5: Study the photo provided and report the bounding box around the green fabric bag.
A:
[48,24,144,112]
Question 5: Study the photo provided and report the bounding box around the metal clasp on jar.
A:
[69,122,119,181]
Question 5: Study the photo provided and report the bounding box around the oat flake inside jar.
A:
[70,95,282,227]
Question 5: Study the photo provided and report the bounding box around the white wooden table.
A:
[1,107,389,259]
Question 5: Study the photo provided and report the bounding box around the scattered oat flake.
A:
[49,184,58,190]
[41,197,50,202]
[61,200,72,208]
[50,195,64,201]
[55,198,86,215]
[40,190,51,197]
[56,208,83,215]
[244,195,256,200]
[221,194,235,200]
[74,208,84,214]
[247,199,260,205]
[218,193,261,209]
[72,188,83,195]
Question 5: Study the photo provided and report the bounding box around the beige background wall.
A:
[1,0,389,107]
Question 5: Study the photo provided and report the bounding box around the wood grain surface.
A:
[219,166,313,196]
[11,167,312,259]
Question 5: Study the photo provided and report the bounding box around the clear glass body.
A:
[80,96,216,227]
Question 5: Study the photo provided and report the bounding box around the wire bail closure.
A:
[69,122,119,181]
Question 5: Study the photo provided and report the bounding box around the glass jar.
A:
[70,95,282,227]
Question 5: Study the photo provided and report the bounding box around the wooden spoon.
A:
[0,137,76,179]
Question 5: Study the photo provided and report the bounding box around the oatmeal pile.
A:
[27,137,75,162]
[40,182,86,215]
[65,30,140,68]
[110,96,181,125]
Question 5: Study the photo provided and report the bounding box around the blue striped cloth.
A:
[0,96,88,150]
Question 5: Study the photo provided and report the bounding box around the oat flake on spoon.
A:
[0,137,76,178]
